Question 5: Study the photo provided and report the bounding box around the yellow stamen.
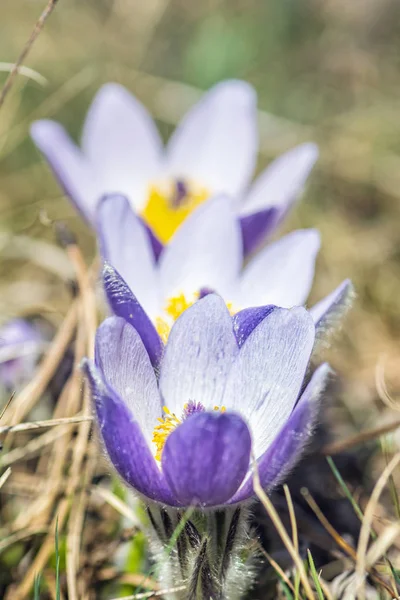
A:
[141,184,209,243]
[155,292,198,343]
[152,406,181,462]
[152,404,227,461]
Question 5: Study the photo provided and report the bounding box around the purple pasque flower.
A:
[31,80,318,255]
[83,294,330,508]
[0,318,43,390]
[98,194,353,366]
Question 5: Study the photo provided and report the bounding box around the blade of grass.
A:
[55,518,60,600]
[307,550,325,600]
[326,456,365,523]
[33,572,42,600]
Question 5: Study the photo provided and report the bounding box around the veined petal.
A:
[240,207,280,257]
[162,411,251,507]
[232,305,275,348]
[165,80,258,195]
[83,360,174,505]
[230,363,330,503]
[159,295,238,416]
[237,230,320,309]
[311,279,354,331]
[82,83,163,211]
[222,307,315,459]
[95,316,162,446]
[31,120,100,223]
[97,195,159,318]
[159,195,243,300]
[241,143,319,215]
[102,264,163,368]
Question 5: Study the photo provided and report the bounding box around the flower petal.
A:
[102,263,163,369]
[222,306,315,459]
[162,411,251,507]
[230,363,330,503]
[241,143,319,215]
[159,294,238,416]
[141,220,164,261]
[159,195,243,300]
[232,305,275,348]
[311,279,354,329]
[82,83,162,211]
[165,81,257,195]
[240,207,280,257]
[97,195,159,318]
[31,120,100,223]
[95,316,162,446]
[237,230,320,309]
[83,359,174,504]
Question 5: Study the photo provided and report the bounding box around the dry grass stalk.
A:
[355,453,400,599]
[0,467,11,489]
[0,414,92,435]
[322,418,400,456]
[0,0,59,109]
[365,522,400,569]
[252,461,315,600]
[0,526,47,554]
[91,486,143,527]
[109,585,187,600]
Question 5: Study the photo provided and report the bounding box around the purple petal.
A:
[232,306,275,348]
[165,80,258,196]
[311,279,354,332]
[159,294,238,417]
[230,363,330,503]
[83,360,174,505]
[95,315,162,444]
[0,319,43,389]
[222,306,315,459]
[162,411,251,507]
[239,207,280,257]
[141,219,164,262]
[31,120,100,223]
[97,195,159,318]
[81,83,162,212]
[102,264,163,368]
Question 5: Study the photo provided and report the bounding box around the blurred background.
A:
[1,0,400,431]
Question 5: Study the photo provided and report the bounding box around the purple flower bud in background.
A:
[0,318,43,392]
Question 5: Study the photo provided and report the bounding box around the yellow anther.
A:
[141,184,209,243]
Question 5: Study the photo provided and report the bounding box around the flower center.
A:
[152,402,226,461]
[155,292,198,343]
[141,180,209,243]
[155,292,236,344]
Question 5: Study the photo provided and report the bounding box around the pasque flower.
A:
[0,318,43,391]
[31,80,318,256]
[99,194,353,366]
[83,294,330,508]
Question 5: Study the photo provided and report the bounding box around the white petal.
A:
[159,295,238,416]
[31,120,101,223]
[82,83,163,211]
[222,306,315,458]
[95,317,162,446]
[237,229,320,309]
[165,80,258,195]
[240,143,319,215]
[159,195,243,300]
[97,195,160,318]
